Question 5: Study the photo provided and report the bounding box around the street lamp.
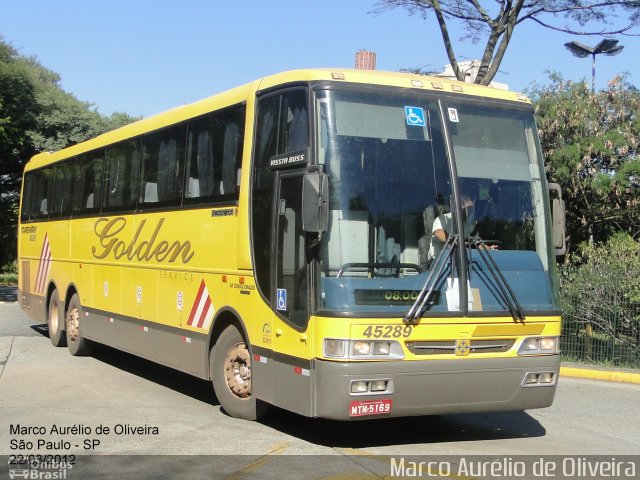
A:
[564,38,624,92]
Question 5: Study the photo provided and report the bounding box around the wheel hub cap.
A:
[224,343,251,398]
[66,307,79,342]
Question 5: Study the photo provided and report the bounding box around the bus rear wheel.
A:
[211,325,267,420]
[47,290,66,347]
[65,294,94,356]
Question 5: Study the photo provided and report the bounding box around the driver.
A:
[428,194,479,261]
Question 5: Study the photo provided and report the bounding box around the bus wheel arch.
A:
[64,283,79,313]
[65,291,94,356]
[46,282,66,347]
[208,309,267,420]
[208,308,248,360]
[45,281,57,322]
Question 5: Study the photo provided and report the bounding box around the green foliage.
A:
[0,274,18,285]
[528,74,640,250]
[0,261,17,285]
[0,43,38,184]
[560,234,640,363]
[1,261,17,275]
[0,37,139,266]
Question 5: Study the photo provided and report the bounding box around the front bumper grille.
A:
[405,339,516,355]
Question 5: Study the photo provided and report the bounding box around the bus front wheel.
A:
[47,290,66,347]
[65,294,94,356]
[211,325,267,420]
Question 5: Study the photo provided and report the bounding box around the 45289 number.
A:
[362,325,412,339]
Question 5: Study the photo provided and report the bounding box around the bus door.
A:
[271,170,314,415]
[274,171,309,330]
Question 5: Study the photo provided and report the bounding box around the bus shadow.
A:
[29,323,546,446]
[90,344,219,407]
[30,324,217,405]
[261,408,546,448]
[31,324,49,336]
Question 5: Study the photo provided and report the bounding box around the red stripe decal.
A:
[196,295,212,329]
[187,279,207,326]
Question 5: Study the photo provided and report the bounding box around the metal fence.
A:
[560,266,640,368]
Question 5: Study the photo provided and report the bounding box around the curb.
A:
[560,366,640,385]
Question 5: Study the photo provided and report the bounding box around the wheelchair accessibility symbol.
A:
[276,288,287,311]
[405,106,426,127]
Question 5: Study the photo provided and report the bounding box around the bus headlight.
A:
[352,341,371,356]
[518,336,559,355]
[349,379,392,395]
[539,372,555,384]
[324,339,346,358]
[521,337,541,352]
[540,337,558,351]
[370,380,387,391]
[373,342,391,355]
[522,371,557,387]
[350,381,369,393]
[323,339,404,359]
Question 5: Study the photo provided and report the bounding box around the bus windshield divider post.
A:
[404,234,458,323]
[472,238,526,321]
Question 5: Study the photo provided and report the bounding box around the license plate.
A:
[349,399,393,417]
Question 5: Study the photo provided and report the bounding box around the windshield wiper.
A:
[471,238,526,321]
[405,234,458,323]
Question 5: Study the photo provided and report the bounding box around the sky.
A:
[1,1,639,118]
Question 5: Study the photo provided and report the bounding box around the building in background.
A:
[355,50,376,70]
[353,52,508,90]
[438,60,508,90]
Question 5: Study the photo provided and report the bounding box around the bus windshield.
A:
[447,101,553,262]
[315,87,557,315]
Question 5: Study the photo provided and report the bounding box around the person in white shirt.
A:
[428,195,476,262]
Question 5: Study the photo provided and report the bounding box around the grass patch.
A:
[0,273,18,285]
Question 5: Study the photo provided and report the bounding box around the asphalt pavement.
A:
[0,285,17,303]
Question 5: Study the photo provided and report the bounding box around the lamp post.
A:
[564,38,624,92]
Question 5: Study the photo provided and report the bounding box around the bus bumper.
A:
[314,355,560,420]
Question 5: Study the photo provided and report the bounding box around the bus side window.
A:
[74,152,104,215]
[140,126,186,208]
[50,162,74,218]
[103,140,140,212]
[20,173,34,222]
[282,92,308,152]
[221,120,241,195]
[184,104,245,204]
[185,119,215,201]
[185,128,213,199]
[29,168,52,220]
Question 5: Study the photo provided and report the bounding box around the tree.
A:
[375,1,640,85]
[528,73,640,250]
[0,42,39,267]
[0,42,39,189]
[560,233,640,365]
[0,37,139,267]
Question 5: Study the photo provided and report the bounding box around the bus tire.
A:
[47,290,67,347]
[211,325,268,421]
[65,293,94,356]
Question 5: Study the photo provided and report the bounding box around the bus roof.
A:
[25,68,531,171]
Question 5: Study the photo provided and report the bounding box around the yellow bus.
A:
[18,69,565,420]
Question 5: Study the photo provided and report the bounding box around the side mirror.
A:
[549,183,566,256]
[302,169,329,233]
